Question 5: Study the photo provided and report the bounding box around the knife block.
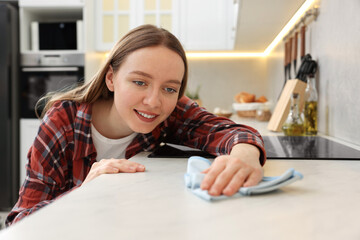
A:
[267,79,307,132]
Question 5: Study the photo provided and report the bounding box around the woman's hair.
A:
[37,24,188,118]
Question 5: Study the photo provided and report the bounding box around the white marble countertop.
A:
[1,151,360,240]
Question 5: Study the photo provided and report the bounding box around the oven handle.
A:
[22,67,79,72]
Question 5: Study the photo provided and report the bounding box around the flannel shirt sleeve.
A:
[6,102,76,226]
[168,96,266,165]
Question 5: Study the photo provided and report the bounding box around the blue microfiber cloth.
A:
[184,156,303,201]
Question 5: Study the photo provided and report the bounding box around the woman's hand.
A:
[82,159,145,185]
[200,143,263,196]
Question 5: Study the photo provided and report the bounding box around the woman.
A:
[6,25,266,226]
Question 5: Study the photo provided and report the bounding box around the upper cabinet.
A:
[95,0,239,52]
[178,0,239,51]
[95,0,179,51]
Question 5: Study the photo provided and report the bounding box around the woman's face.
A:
[106,45,185,134]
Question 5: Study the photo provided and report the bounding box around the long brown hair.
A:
[37,24,188,118]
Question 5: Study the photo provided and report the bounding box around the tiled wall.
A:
[267,0,360,145]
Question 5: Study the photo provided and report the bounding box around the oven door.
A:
[20,66,84,118]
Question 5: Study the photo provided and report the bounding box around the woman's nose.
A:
[143,88,161,108]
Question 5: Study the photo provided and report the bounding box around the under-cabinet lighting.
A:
[186,52,265,59]
[185,0,316,59]
[263,0,316,56]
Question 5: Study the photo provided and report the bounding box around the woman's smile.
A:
[134,109,159,122]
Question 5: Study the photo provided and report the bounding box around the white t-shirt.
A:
[91,124,137,161]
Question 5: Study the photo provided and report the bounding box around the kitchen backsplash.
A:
[266,0,360,146]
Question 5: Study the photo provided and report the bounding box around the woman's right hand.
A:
[82,159,145,185]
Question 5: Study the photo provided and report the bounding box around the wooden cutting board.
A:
[268,79,307,132]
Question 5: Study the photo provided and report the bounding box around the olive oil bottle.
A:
[282,93,304,136]
[304,76,318,135]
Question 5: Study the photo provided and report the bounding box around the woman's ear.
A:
[105,65,115,92]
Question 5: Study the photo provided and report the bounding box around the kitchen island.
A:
[1,150,360,240]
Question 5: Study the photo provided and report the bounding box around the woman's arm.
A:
[6,142,67,225]
[169,97,266,161]
[6,102,78,226]
[169,96,266,196]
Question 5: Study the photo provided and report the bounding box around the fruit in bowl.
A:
[233,92,269,118]
[234,92,268,103]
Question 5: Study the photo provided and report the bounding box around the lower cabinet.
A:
[20,118,41,187]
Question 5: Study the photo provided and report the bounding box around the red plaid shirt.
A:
[6,96,265,226]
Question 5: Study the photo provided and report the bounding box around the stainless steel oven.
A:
[19,52,85,187]
[20,53,84,118]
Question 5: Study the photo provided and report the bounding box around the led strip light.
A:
[186,0,316,59]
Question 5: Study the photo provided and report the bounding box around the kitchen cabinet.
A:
[19,119,41,187]
[178,0,239,51]
[95,0,179,51]
[95,0,239,51]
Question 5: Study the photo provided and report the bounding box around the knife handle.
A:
[284,41,288,66]
[293,32,298,60]
[288,37,293,64]
[300,25,306,59]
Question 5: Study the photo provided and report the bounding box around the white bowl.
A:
[232,102,263,111]
[232,101,272,111]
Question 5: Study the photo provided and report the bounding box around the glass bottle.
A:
[282,93,304,136]
[304,75,318,135]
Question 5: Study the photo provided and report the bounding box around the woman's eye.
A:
[164,87,177,93]
[133,81,146,86]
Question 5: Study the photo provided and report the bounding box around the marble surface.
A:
[1,152,360,240]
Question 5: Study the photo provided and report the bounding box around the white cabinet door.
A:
[95,0,179,52]
[20,119,41,187]
[95,0,238,51]
[95,0,135,51]
[139,0,179,37]
[178,0,239,51]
